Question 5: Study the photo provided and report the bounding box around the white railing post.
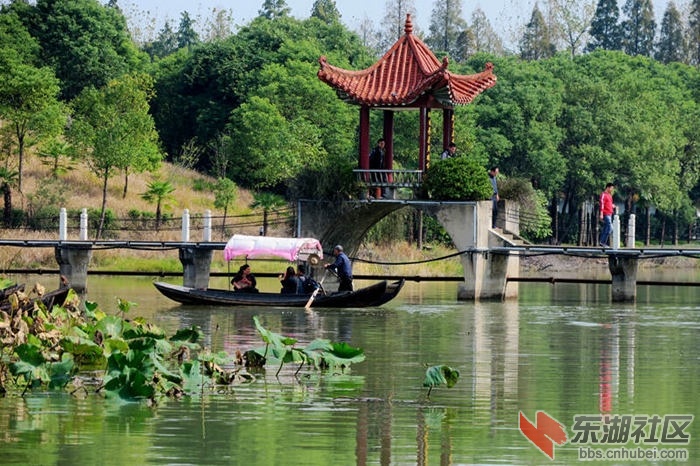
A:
[612,214,621,249]
[181,209,190,242]
[59,208,67,241]
[79,208,88,240]
[626,214,636,248]
[203,210,212,242]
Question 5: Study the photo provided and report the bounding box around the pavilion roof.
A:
[317,15,496,108]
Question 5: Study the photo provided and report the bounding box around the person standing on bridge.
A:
[489,166,500,228]
[325,245,353,292]
[599,182,615,247]
[440,142,457,159]
[369,138,385,199]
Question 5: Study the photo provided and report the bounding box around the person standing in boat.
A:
[232,264,258,293]
[325,245,353,292]
[279,266,300,294]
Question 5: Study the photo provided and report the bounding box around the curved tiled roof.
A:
[318,15,496,107]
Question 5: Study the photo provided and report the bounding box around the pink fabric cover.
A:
[224,234,323,262]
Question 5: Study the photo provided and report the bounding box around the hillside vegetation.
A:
[0,154,464,277]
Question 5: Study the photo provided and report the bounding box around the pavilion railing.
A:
[352,169,423,191]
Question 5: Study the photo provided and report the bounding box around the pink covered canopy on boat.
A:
[223,235,324,262]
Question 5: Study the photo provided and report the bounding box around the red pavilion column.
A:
[359,106,370,172]
[442,108,454,149]
[419,107,429,171]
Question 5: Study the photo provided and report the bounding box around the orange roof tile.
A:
[318,15,496,108]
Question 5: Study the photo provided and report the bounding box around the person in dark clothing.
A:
[440,142,456,159]
[369,138,385,198]
[489,166,500,228]
[325,245,353,292]
[279,266,300,294]
[232,264,258,293]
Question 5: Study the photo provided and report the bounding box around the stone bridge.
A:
[296,199,520,300]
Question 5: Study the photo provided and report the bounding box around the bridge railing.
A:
[352,169,423,191]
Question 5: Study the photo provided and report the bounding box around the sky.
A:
[123,0,673,46]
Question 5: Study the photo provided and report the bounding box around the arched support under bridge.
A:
[297,199,519,301]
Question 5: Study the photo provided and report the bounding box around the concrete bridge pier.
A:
[179,248,214,289]
[608,255,638,302]
[54,246,93,294]
[427,201,518,301]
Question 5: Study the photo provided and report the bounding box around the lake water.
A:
[1,275,699,465]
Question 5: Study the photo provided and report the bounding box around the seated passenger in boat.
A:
[232,264,258,293]
[279,266,300,294]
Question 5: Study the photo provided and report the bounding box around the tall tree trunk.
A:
[2,183,11,227]
[155,200,162,231]
[97,171,109,240]
[660,217,666,246]
[645,206,651,246]
[123,168,129,199]
[417,210,423,250]
[16,125,24,192]
[263,210,268,236]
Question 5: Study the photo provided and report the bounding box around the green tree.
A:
[379,0,417,50]
[250,192,286,236]
[141,178,175,231]
[687,0,700,66]
[519,4,556,60]
[177,11,199,49]
[587,0,622,51]
[655,2,686,64]
[620,0,655,57]
[311,0,341,24]
[0,55,66,192]
[213,177,237,238]
[69,73,162,239]
[549,0,597,57]
[259,0,291,20]
[426,0,467,57]
[144,21,178,59]
[27,0,147,100]
[461,8,503,57]
[38,137,74,178]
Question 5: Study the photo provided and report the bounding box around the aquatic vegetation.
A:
[249,315,365,377]
[0,290,365,404]
[423,365,460,399]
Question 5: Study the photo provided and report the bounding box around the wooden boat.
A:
[153,279,405,308]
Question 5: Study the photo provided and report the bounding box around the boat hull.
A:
[153,279,404,308]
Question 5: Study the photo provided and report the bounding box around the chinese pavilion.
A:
[317,14,497,174]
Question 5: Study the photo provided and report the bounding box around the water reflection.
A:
[1,278,698,465]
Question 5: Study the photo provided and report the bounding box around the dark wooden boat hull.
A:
[153,279,404,308]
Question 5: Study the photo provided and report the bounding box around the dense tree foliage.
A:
[588,0,622,51]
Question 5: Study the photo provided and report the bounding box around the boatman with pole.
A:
[325,245,354,291]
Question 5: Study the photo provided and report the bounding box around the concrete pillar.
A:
[80,208,88,241]
[55,246,93,294]
[179,247,213,289]
[608,255,638,302]
[612,215,621,249]
[181,209,190,242]
[59,208,67,240]
[626,214,636,248]
[203,210,212,242]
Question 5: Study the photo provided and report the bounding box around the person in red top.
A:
[599,183,615,247]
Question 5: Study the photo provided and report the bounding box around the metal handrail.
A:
[352,169,423,188]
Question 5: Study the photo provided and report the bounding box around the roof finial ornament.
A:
[404,14,413,35]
